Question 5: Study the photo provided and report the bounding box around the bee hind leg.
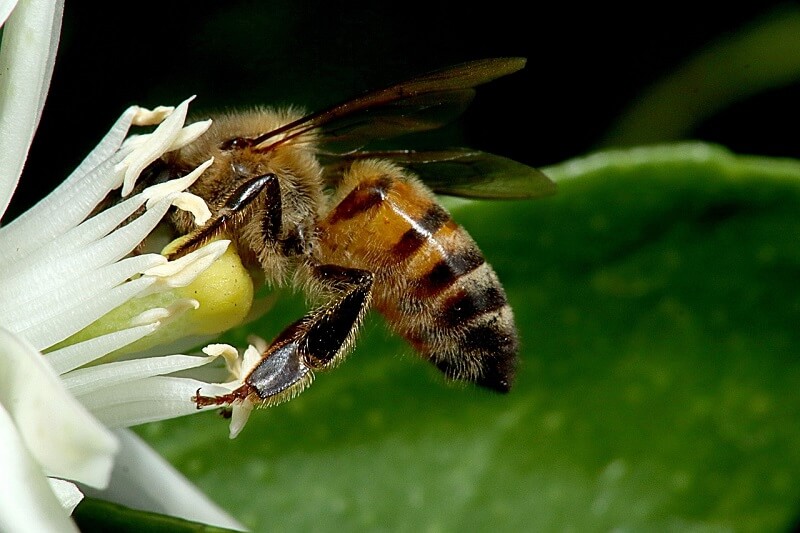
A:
[193,264,374,408]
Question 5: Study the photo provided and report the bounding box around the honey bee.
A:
[142,58,555,408]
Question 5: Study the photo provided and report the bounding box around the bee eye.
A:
[220,137,252,151]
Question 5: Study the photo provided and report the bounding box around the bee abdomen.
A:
[408,254,519,392]
[390,202,451,261]
[413,245,485,297]
[318,161,519,392]
[440,280,508,328]
[383,190,518,391]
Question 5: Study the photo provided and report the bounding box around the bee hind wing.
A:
[324,148,556,200]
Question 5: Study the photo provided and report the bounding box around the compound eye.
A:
[220,136,253,151]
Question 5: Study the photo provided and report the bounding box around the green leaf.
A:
[73,498,239,533]
[601,6,800,146]
[136,143,800,531]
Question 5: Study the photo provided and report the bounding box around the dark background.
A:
[7,1,800,220]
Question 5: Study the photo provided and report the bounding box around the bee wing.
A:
[249,58,527,152]
[324,148,555,200]
[312,89,476,151]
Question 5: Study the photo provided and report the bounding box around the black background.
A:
[7,1,800,220]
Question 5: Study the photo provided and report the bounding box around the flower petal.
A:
[0,191,149,282]
[62,353,217,397]
[16,276,156,351]
[0,1,19,26]
[0,254,163,332]
[0,403,79,533]
[46,324,160,374]
[83,376,230,427]
[82,429,246,531]
[0,327,118,488]
[0,0,63,219]
[0,196,170,299]
[48,478,84,515]
[0,106,138,264]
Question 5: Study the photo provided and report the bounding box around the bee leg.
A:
[295,264,375,369]
[167,172,281,259]
[194,264,374,408]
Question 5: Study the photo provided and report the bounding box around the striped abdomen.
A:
[316,160,518,392]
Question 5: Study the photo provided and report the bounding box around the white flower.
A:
[201,339,266,439]
[0,2,249,531]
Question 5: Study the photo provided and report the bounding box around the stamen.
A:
[129,299,200,328]
[131,105,174,126]
[170,119,213,151]
[203,344,241,377]
[116,96,199,196]
[142,158,214,225]
[141,240,230,292]
[172,192,212,225]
